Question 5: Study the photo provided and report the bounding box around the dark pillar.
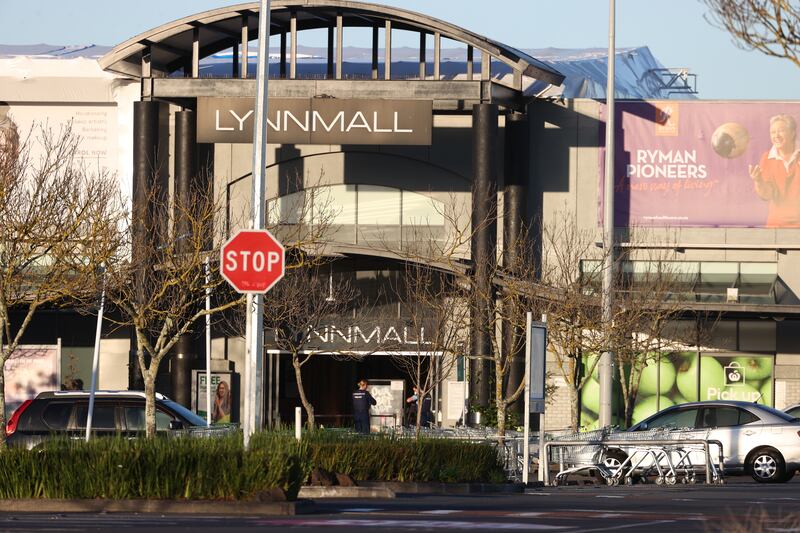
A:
[170,110,198,407]
[470,103,498,411]
[129,100,162,391]
[503,112,529,417]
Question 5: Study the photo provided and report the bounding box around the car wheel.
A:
[603,449,628,476]
[748,449,786,483]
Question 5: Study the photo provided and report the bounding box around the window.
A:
[738,410,759,425]
[643,408,699,429]
[74,404,116,430]
[124,406,173,431]
[42,403,73,430]
[699,407,739,428]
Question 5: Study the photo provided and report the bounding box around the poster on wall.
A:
[697,354,773,405]
[630,352,698,426]
[3,344,61,419]
[191,371,238,424]
[367,379,404,432]
[600,101,800,228]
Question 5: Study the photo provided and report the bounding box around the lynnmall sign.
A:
[197,97,432,145]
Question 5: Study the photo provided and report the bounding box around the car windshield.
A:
[752,404,799,423]
[162,399,208,427]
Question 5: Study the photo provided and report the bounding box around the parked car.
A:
[603,401,800,483]
[4,390,217,449]
[784,404,800,419]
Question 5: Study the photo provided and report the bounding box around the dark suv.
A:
[4,390,213,449]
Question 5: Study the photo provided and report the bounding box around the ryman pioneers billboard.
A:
[600,101,800,228]
[197,97,432,145]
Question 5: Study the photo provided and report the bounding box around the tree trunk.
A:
[0,356,6,449]
[496,400,507,442]
[292,354,315,430]
[568,384,579,432]
[144,373,157,439]
[415,401,422,439]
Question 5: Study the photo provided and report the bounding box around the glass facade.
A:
[267,185,446,246]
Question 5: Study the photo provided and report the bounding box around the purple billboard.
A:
[600,101,800,227]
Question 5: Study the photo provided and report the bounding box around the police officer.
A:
[352,379,376,434]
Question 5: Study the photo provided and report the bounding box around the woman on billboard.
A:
[212,380,231,424]
[750,114,800,227]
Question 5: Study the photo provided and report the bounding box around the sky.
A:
[1,0,799,100]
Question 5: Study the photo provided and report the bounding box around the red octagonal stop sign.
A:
[220,229,285,294]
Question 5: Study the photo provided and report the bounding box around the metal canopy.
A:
[99,0,564,87]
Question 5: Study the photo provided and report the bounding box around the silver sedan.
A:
[604,401,800,483]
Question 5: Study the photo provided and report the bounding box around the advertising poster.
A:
[367,379,404,431]
[600,101,800,228]
[192,371,236,424]
[3,344,60,419]
[580,351,775,429]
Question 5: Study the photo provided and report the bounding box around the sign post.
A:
[522,312,547,484]
[220,228,284,445]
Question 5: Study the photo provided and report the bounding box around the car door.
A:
[698,407,737,468]
[120,402,178,437]
[72,401,120,438]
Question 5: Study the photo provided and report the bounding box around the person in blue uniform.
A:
[352,379,376,434]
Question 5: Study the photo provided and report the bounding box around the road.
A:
[2,480,800,532]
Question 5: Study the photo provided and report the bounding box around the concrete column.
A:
[129,100,162,391]
[171,110,198,407]
[503,112,529,417]
[470,103,498,411]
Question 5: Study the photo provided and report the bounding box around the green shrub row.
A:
[0,432,308,501]
[0,430,505,500]
[305,431,506,484]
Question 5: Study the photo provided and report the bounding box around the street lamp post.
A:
[599,0,616,428]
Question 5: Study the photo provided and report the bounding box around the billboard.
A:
[3,344,61,419]
[600,101,800,228]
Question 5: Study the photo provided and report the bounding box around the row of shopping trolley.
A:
[543,427,725,487]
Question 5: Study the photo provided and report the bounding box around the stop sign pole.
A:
[245,0,271,448]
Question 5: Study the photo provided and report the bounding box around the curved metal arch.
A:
[99,0,563,85]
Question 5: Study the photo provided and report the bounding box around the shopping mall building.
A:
[2,1,800,430]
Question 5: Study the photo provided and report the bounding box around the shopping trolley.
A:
[548,427,614,486]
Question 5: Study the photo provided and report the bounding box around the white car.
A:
[604,401,800,483]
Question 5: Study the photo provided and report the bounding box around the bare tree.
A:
[106,181,242,438]
[259,261,357,430]
[611,252,687,427]
[529,210,613,431]
[390,262,470,437]
[0,123,124,448]
[704,0,800,68]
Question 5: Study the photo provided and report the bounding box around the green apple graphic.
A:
[732,356,772,382]
[632,395,675,425]
[639,357,676,396]
[675,352,700,400]
[585,353,601,382]
[680,356,726,401]
[581,378,600,414]
[760,379,772,405]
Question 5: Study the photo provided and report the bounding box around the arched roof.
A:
[99,0,564,86]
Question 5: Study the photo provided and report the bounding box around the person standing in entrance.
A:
[352,379,376,434]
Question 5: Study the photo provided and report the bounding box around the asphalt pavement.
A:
[2,479,800,532]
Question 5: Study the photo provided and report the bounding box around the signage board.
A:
[198,97,432,145]
[528,322,547,414]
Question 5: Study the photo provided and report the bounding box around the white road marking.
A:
[421,510,461,515]
[575,520,676,532]
[595,495,624,499]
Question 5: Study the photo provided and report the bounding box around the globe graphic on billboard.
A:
[711,122,749,158]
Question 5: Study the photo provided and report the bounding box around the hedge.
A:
[0,430,505,500]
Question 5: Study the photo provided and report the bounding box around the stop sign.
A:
[220,229,285,294]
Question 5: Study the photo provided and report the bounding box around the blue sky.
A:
[2,0,799,99]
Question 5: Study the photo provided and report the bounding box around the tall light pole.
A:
[245,0,271,447]
[599,0,616,428]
